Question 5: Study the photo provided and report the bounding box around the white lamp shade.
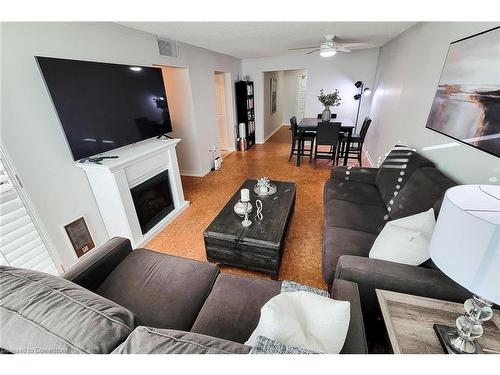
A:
[429,185,500,304]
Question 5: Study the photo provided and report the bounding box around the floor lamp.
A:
[353,81,371,133]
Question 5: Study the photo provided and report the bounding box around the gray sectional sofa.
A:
[322,147,471,351]
[0,237,368,354]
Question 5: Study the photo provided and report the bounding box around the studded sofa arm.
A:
[330,166,379,185]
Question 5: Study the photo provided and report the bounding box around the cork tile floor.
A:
[146,126,363,290]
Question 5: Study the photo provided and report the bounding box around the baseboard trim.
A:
[363,149,375,167]
[256,124,287,144]
[180,167,211,177]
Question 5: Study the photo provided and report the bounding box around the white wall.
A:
[0,22,242,269]
[282,69,307,125]
[162,66,200,175]
[242,49,380,143]
[367,22,500,184]
[263,71,284,140]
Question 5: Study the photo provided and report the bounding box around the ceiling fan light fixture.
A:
[320,47,336,57]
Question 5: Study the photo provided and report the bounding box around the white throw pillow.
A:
[369,208,436,265]
[245,291,350,354]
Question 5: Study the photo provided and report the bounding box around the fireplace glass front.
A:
[130,170,174,234]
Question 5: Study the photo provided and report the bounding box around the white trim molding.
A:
[256,124,287,144]
[363,149,375,167]
[180,166,212,177]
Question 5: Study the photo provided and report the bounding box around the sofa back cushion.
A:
[96,249,219,331]
[376,148,434,205]
[0,265,135,354]
[388,167,457,220]
[112,327,251,354]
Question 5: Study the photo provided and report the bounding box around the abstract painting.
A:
[426,26,500,157]
[270,78,277,114]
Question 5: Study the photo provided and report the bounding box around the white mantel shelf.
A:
[76,138,189,248]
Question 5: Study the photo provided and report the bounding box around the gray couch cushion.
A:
[322,226,377,285]
[191,273,282,344]
[375,149,434,205]
[388,167,456,220]
[96,248,219,331]
[324,199,387,234]
[324,178,385,207]
[113,326,250,354]
[0,266,135,354]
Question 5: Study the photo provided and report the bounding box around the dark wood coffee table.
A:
[204,179,296,279]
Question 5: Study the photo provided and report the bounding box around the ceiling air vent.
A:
[157,38,178,58]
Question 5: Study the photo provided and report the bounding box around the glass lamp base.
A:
[434,324,484,354]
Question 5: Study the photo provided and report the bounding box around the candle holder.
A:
[234,200,253,216]
[242,212,252,227]
[234,188,253,227]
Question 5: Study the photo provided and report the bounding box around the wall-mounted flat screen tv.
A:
[36,57,172,161]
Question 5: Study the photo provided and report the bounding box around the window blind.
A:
[0,157,58,274]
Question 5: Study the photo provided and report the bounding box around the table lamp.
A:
[428,185,499,354]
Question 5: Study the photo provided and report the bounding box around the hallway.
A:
[147,127,364,289]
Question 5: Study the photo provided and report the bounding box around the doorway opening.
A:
[261,69,308,143]
[214,72,236,156]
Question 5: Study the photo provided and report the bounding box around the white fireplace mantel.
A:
[76,138,189,248]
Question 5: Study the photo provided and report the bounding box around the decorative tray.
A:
[253,183,277,197]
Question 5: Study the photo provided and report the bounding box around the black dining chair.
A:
[337,117,372,166]
[313,121,342,167]
[288,116,315,164]
[317,113,337,120]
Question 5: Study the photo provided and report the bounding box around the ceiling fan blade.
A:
[333,37,369,43]
[305,49,321,55]
[288,46,320,50]
[336,42,374,49]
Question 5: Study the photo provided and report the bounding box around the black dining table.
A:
[296,117,355,167]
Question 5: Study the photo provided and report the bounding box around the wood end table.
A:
[376,289,500,354]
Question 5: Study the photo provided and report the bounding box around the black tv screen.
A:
[36,57,172,161]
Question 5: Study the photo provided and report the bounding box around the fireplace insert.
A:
[130,170,174,234]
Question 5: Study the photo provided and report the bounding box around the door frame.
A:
[214,71,236,151]
[296,72,307,123]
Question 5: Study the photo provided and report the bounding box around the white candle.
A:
[241,188,250,202]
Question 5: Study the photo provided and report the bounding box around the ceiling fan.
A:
[289,35,373,57]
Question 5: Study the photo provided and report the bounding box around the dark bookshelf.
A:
[235,81,255,149]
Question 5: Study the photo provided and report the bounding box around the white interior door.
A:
[214,73,229,150]
[296,74,307,122]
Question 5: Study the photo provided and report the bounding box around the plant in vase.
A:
[318,89,341,121]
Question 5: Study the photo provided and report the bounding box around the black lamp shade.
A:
[354,81,363,88]
[354,94,361,100]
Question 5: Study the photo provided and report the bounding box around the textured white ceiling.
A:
[119,22,416,58]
